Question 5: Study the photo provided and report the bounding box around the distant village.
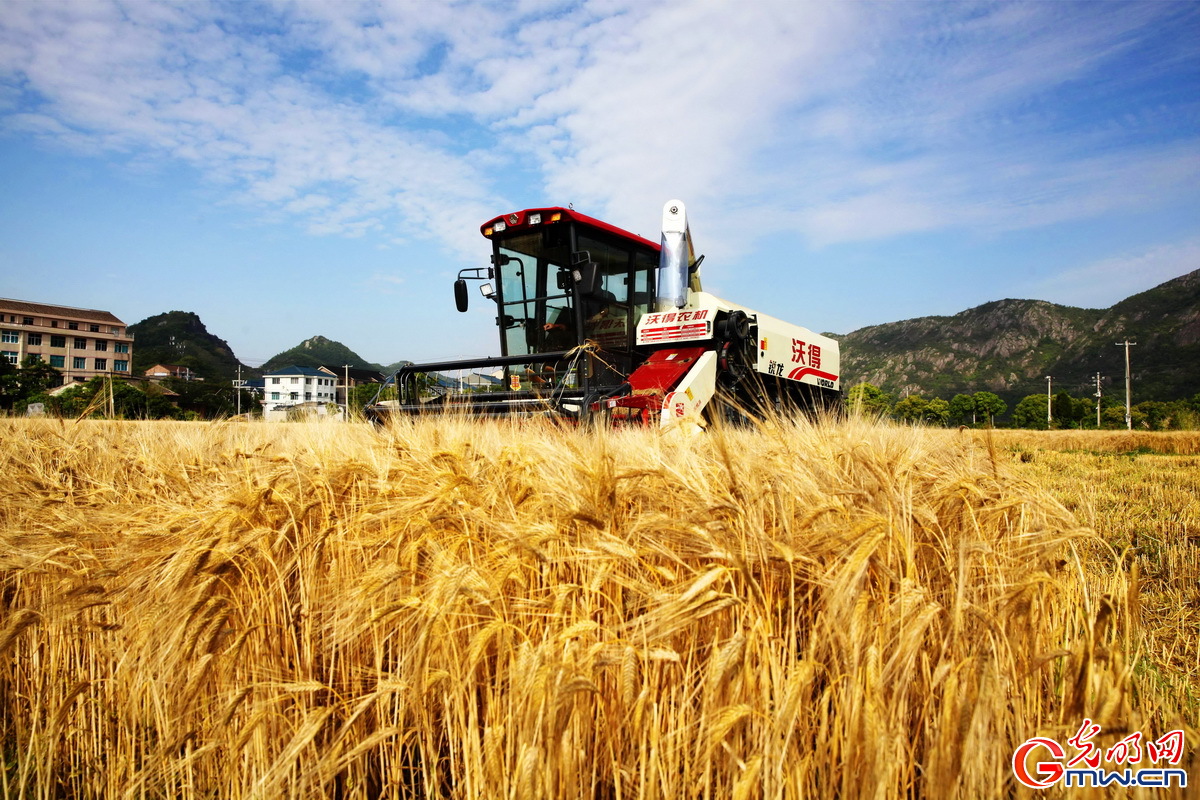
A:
[0,296,403,420]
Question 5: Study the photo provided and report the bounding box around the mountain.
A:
[260,335,383,373]
[129,311,246,381]
[838,269,1200,406]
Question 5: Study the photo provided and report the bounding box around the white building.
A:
[262,365,339,419]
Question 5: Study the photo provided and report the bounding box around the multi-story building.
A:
[0,298,135,386]
[262,365,339,417]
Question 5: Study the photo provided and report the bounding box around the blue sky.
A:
[1,0,1197,367]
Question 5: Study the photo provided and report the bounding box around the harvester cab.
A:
[365,201,840,425]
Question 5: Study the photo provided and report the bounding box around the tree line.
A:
[1,357,256,419]
[847,382,1200,430]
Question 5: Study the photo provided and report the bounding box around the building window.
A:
[50,320,58,328]
[51,335,66,348]
[50,355,65,368]
[94,358,107,370]
[290,377,299,384]
[94,340,108,352]
[271,377,280,384]
[27,333,42,346]
[1,330,17,344]
[73,357,87,369]
[271,392,280,400]
[114,360,128,372]
[305,393,312,400]
[22,317,33,325]
[114,343,129,353]
[68,322,78,330]
[289,392,298,400]
[1,351,17,364]
[89,324,100,332]
[74,337,87,349]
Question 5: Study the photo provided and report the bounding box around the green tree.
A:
[924,397,950,426]
[36,377,183,420]
[1162,399,1200,430]
[0,356,63,411]
[0,358,19,410]
[948,393,975,425]
[1011,395,1047,428]
[972,391,1006,426]
[1059,392,1089,428]
[1077,396,1100,428]
[17,356,62,399]
[1103,404,1148,429]
[163,378,257,418]
[1134,401,1170,431]
[1051,391,1075,427]
[350,382,394,415]
[847,383,892,416]
[892,395,928,424]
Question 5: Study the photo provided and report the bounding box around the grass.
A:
[0,417,1195,798]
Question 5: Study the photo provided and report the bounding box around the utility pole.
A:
[1045,375,1053,429]
[236,363,242,417]
[1094,372,1102,428]
[343,364,351,419]
[1115,340,1137,430]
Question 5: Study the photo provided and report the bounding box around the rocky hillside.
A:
[129,311,246,381]
[839,269,1200,405]
[260,335,382,373]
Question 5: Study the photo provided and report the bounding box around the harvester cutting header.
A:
[366,200,839,425]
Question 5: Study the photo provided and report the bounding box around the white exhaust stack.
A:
[655,200,695,310]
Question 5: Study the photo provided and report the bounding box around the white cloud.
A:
[0,0,1195,264]
[0,0,499,257]
[360,271,407,295]
[1027,240,1200,309]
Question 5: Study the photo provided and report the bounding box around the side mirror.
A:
[454,279,469,312]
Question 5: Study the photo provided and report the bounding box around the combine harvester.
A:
[366,201,839,425]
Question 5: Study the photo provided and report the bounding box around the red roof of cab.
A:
[480,207,660,251]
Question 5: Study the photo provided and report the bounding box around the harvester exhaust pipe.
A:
[656,200,695,311]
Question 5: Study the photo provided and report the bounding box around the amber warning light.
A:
[483,210,562,237]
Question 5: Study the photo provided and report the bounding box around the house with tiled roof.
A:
[144,363,197,381]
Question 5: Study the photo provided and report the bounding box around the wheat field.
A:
[0,416,1195,798]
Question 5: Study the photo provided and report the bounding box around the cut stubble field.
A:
[0,416,1196,799]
